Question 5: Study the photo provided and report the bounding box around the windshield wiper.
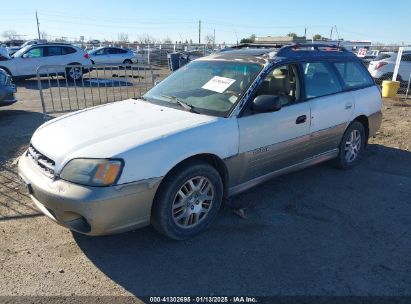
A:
[160,94,199,113]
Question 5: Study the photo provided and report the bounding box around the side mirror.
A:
[22,53,29,59]
[251,95,282,113]
[154,80,161,86]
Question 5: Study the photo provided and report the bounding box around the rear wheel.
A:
[333,121,366,169]
[66,65,83,81]
[151,160,223,240]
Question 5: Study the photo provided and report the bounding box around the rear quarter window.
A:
[62,47,76,55]
[333,61,374,89]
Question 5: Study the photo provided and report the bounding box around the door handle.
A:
[296,115,307,124]
[345,102,353,110]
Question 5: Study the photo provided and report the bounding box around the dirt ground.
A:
[0,80,410,302]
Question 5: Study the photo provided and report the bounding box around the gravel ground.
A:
[0,83,410,301]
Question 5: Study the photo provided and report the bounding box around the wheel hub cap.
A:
[172,176,214,228]
[344,129,361,163]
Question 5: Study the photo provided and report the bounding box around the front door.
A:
[16,46,46,76]
[236,64,311,184]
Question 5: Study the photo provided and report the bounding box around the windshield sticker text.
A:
[202,76,236,93]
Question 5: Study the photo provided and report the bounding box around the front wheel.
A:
[151,160,223,240]
[333,121,366,169]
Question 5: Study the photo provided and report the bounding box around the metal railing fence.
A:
[36,63,156,117]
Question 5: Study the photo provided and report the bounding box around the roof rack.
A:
[229,43,288,49]
[276,43,353,58]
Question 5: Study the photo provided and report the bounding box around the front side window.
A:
[302,62,342,98]
[24,47,43,58]
[144,60,262,116]
[94,48,106,55]
[254,64,301,107]
[333,61,374,89]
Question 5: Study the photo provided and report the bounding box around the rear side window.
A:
[302,62,342,98]
[333,61,374,89]
[46,46,62,56]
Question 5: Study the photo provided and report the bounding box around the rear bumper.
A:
[18,152,162,236]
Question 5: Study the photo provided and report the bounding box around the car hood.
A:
[31,99,219,169]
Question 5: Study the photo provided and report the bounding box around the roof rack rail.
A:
[229,43,289,49]
[277,43,352,57]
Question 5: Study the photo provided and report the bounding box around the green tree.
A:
[287,32,297,38]
[240,34,256,44]
[313,34,322,40]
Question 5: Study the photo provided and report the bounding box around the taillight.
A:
[84,53,90,59]
[374,62,387,70]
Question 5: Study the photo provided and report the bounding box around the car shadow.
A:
[74,144,411,296]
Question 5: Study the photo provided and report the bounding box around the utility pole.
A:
[329,26,333,40]
[198,20,201,44]
[36,11,41,40]
[213,29,215,48]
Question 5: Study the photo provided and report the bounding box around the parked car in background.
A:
[8,40,47,56]
[0,43,92,80]
[88,47,137,64]
[18,44,381,240]
[359,50,380,68]
[0,68,17,106]
[368,51,411,83]
[0,45,11,61]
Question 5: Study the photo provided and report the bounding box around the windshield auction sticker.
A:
[202,76,236,93]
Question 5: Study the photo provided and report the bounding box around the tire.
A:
[0,67,12,76]
[333,121,366,170]
[123,59,132,64]
[66,64,83,81]
[151,160,223,240]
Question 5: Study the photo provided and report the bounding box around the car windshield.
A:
[143,60,262,116]
[11,45,31,58]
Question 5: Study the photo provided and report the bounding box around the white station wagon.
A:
[18,44,382,240]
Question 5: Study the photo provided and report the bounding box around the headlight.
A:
[60,158,123,186]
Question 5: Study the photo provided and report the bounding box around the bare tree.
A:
[2,30,18,40]
[204,33,214,45]
[137,34,157,44]
[118,32,129,43]
[163,36,172,44]
[40,31,48,40]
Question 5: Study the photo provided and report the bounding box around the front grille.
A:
[27,144,55,178]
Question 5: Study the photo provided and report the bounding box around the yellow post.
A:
[381,80,400,98]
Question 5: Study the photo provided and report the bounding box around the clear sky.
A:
[1,0,410,44]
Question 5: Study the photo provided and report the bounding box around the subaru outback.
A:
[18,44,382,240]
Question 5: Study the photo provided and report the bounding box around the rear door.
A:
[301,61,354,156]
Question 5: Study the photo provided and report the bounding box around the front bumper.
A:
[18,152,162,236]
